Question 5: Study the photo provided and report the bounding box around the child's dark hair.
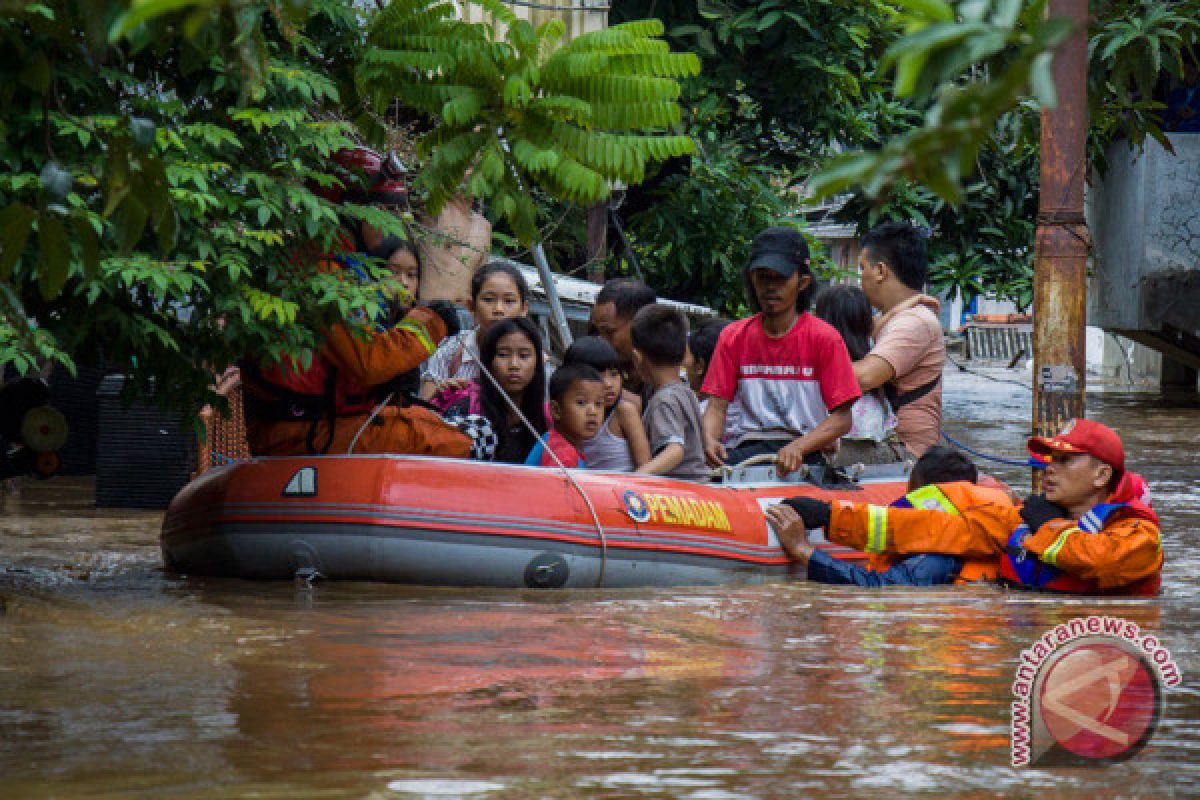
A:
[563,336,621,373]
[631,304,688,367]
[478,316,546,454]
[814,285,874,362]
[367,235,418,263]
[688,318,730,368]
[549,362,603,404]
[471,260,531,304]
[910,446,978,488]
[861,221,928,291]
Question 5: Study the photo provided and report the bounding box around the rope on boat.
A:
[347,392,395,454]
[470,349,610,589]
[940,429,1032,468]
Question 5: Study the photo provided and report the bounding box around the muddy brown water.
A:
[2,369,1198,798]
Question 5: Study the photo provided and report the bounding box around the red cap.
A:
[1027,418,1125,473]
[310,147,385,203]
[367,178,409,207]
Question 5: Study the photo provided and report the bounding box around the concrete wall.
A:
[456,1,609,39]
[1088,133,1200,338]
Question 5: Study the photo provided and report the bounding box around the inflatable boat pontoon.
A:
[162,455,914,588]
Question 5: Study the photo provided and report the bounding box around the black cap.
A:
[745,227,810,277]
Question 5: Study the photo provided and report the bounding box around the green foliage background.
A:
[4,0,1199,417]
[1,0,414,415]
[609,0,1200,314]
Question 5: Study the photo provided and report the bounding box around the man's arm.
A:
[863,308,937,393]
[775,403,853,475]
[702,396,729,466]
[852,355,896,393]
[826,499,1017,559]
[1021,516,1162,589]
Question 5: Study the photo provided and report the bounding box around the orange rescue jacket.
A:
[866,483,1000,584]
[825,482,1162,594]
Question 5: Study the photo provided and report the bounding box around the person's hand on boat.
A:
[765,504,816,563]
[781,495,831,530]
[704,432,727,467]
[435,377,471,394]
[1019,493,1070,533]
[775,439,808,476]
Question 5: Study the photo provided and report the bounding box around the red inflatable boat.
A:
[162,456,913,588]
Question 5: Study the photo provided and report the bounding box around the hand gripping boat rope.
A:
[469,352,610,588]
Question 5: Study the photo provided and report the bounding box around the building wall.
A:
[455,1,609,39]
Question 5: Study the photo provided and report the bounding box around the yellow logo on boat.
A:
[637,492,731,532]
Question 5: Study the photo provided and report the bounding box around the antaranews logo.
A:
[1011,615,1182,767]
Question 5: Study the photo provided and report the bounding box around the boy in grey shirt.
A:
[630,305,709,481]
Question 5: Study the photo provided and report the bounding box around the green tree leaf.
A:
[37,212,72,300]
[0,204,37,279]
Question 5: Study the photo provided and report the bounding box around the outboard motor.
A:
[0,378,68,479]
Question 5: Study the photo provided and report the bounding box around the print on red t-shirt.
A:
[701,313,861,448]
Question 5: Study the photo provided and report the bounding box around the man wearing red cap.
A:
[770,418,1163,595]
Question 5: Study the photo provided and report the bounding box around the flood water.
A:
[2,368,1198,798]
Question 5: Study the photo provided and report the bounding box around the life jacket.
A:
[886,483,1000,583]
[1000,500,1161,596]
[245,265,434,453]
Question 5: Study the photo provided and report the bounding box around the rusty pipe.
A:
[1032,0,1089,481]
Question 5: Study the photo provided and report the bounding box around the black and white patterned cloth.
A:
[446,413,497,461]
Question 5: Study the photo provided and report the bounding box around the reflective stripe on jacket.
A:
[1000,501,1161,596]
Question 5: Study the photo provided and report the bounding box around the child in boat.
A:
[526,363,606,468]
[455,316,548,464]
[367,236,421,318]
[562,336,650,471]
[423,261,531,409]
[685,318,742,438]
[632,305,710,481]
[812,285,904,466]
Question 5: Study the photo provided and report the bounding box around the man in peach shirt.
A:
[854,222,944,457]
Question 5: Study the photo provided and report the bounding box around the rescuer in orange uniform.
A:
[765,446,1004,586]
[242,148,472,458]
[769,419,1162,595]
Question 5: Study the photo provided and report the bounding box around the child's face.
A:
[491,331,539,397]
[599,367,622,409]
[552,379,605,443]
[387,249,420,309]
[472,273,528,332]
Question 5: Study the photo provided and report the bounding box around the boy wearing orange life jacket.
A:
[765,446,1003,586]
[770,420,1162,595]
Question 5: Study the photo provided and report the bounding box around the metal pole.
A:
[532,242,574,349]
[1032,0,1089,480]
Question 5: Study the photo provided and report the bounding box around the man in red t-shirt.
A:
[701,227,861,475]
